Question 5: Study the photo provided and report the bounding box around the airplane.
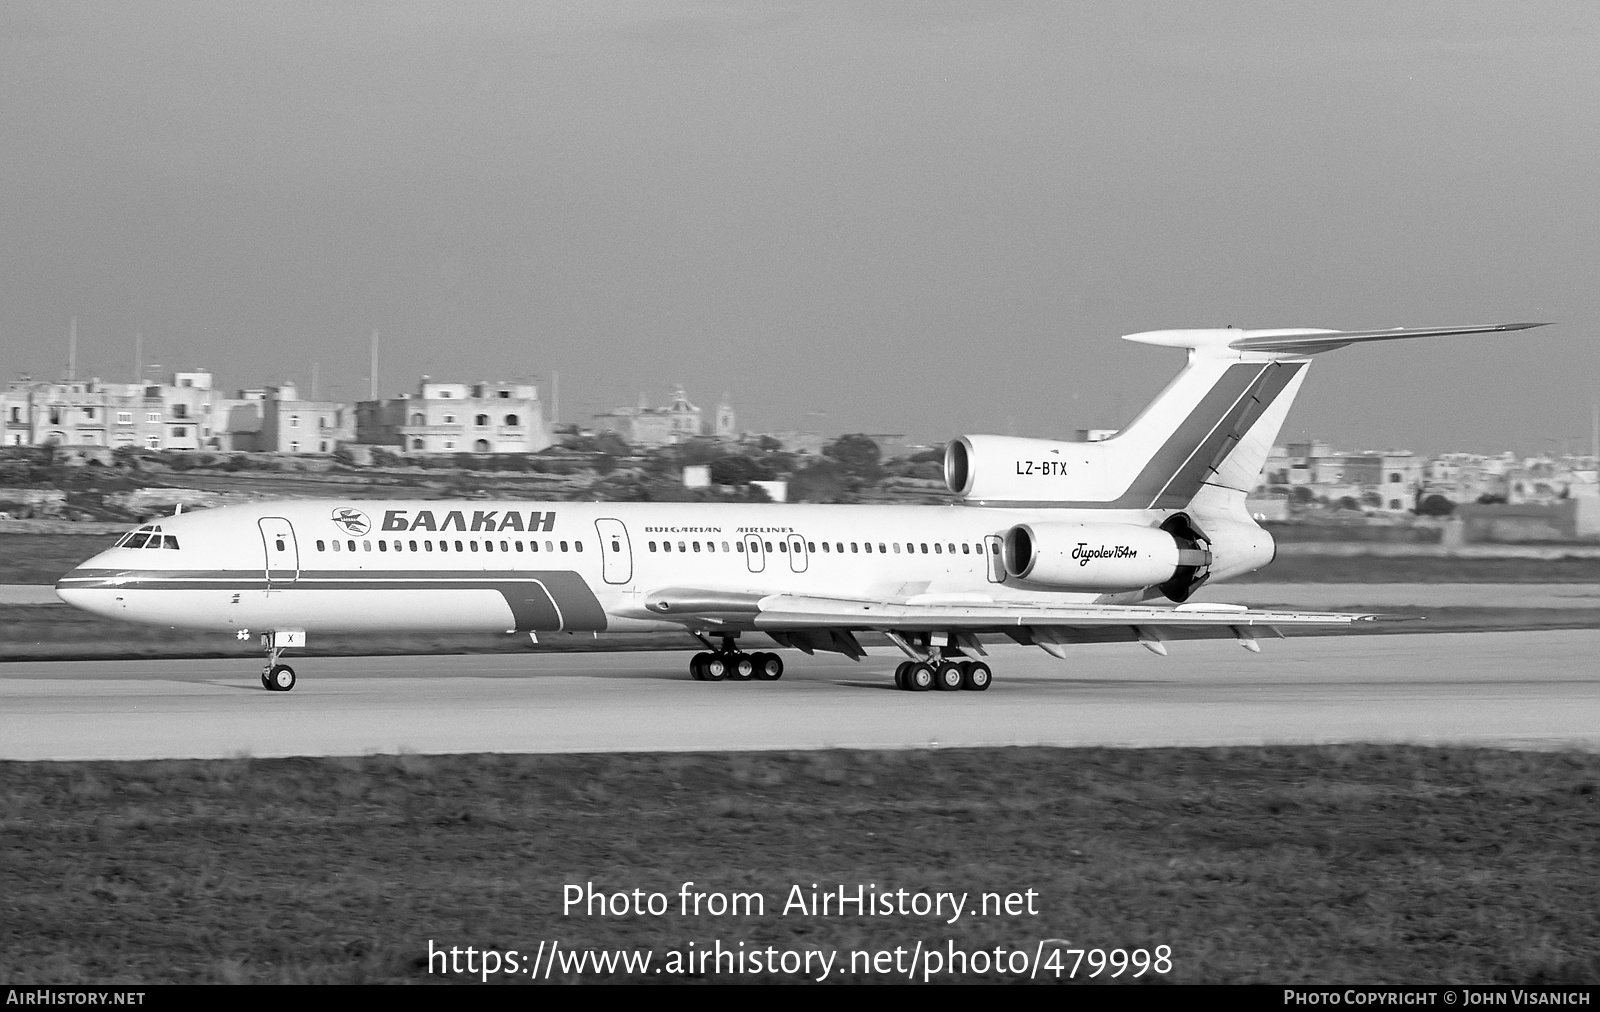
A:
[55,322,1544,692]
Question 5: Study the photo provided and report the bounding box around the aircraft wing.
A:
[633,588,1385,659]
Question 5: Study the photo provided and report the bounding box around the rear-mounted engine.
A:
[1002,514,1212,601]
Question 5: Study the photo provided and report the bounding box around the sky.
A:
[2,1,1597,456]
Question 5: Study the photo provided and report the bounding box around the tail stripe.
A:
[1146,361,1304,508]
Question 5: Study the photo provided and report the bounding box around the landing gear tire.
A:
[906,662,934,692]
[260,672,271,691]
[690,652,708,680]
[753,652,784,681]
[695,652,727,682]
[961,661,992,691]
[894,661,913,690]
[704,653,731,681]
[265,664,296,692]
[733,654,757,680]
[934,661,964,691]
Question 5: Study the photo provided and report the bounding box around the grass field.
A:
[2,746,1595,984]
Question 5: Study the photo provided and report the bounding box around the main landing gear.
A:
[893,658,991,692]
[689,637,783,682]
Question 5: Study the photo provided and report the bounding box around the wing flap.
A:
[749,594,1377,630]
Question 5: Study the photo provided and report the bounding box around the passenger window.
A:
[530,541,539,552]
[879,544,886,553]
[836,543,844,553]
[807,542,815,552]
[649,541,657,552]
[575,542,583,552]
[962,543,970,554]
[425,541,433,552]
[677,542,685,552]
[515,541,523,551]
[934,543,942,553]
[921,543,928,553]
[501,541,509,552]
[379,541,387,552]
[693,541,701,552]
[893,544,900,553]
[764,541,772,552]
[722,542,731,552]
[863,543,871,553]
[735,542,744,553]
[706,542,714,553]
[820,542,829,552]
[484,541,493,552]
[316,540,326,552]
[545,541,553,552]
[612,539,622,552]
[851,543,858,553]
[348,540,356,552]
[440,541,448,552]
[363,540,371,552]
[562,541,570,552]
[410,540,418,551]
[332,540,341,552]
[778,542,787,553]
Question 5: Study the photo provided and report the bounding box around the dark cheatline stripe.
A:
[55,568,608,632]
[1146,361,1304,508]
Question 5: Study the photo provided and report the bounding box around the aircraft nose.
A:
[56,568,91,605]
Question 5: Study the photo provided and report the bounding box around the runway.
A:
[2,630,1596,761]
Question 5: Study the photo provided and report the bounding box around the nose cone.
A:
[55,553,119,614]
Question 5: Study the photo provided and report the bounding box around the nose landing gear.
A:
[259,630,305,691]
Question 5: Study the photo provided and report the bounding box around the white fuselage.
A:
[55,499,1217,638]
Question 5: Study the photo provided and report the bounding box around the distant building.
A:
[593,387,736,447]
[2,373,215,451]
[357,380,551,454]
[1339,452,1422,512]
[254,383,356,454]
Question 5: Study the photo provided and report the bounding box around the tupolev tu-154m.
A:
[56,322,1545,692]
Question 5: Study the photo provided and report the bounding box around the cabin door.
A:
[594,518,633,584]
[258,517,300,589]
[743,534,765,573]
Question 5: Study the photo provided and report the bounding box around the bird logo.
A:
[331,507,371,536]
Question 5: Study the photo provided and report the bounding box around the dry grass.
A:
[1,746,1596,984]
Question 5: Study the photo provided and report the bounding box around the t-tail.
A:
[944,321,1548,596]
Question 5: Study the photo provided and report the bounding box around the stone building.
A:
[357,380,551,455]
[592,387,736,447]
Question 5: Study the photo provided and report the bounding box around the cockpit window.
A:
[114,524,178,550]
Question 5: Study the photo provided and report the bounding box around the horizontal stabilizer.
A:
[1125,322,1549,358]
